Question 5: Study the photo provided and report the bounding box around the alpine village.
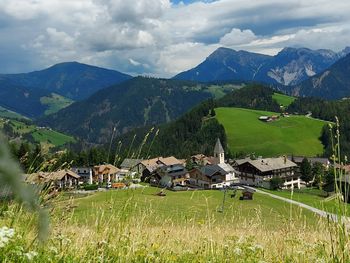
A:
[2,1,350,262]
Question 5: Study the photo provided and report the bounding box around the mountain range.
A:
[290,53,350,99]
[0,62,132,117]
[174,47,350,87]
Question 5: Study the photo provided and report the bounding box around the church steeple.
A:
[214,138,225,164]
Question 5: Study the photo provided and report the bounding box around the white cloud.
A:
[129,58,141,66]
[220,28,257,46]
[0,0,350,75]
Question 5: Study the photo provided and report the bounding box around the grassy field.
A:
[68,187,320,229]
[40,93,73,115]
[272,92,295,107]
[216,107,328,157]
[262,188,350,216]
[1,186,347,262]
[0,118,75,150]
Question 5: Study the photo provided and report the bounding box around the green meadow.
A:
[272,92,296,107]
[68,187,319,229]
[0,118,75,150]
[215,107,328,157]
[40,93,73,115]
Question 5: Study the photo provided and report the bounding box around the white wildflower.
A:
[49,246,58,254]
[24,251,38,261]
[0,226,15,248]
[233,247,242,255]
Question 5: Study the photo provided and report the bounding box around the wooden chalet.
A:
[150,164,189,188]
[188,163,237,189]
[25,170,80,189]
[235,157,299,189]
[93,164,120,183]
[138,156,184,182]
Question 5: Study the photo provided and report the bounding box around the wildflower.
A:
[24,251,38,261]
[49,246,58,254]
[233,247,242,255]
[0,226,15,248]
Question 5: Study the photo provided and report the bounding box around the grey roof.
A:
[247,157,297,172]
[288,156,330,165]
[217,163,235,173]
[233,158,252,166]
[201,163,234,177]
[158,164,187,178]
[120,158,143,169]
[214,138,224,154]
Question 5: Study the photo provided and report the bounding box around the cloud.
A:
[220,28,257,46]
[0,0,350,76]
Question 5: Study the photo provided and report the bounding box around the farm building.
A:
[25,170,80,189]
[150,164,189,188]
[93,164,120,183]
[138,156,184,182]
[120,158,143,172]
[72,167,93,184]
[235,157,300,189]
[288,156,330,170]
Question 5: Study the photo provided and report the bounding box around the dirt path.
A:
[246,186,350,224]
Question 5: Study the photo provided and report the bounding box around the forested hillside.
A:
[112,84,283,159]
[38,77,226,144]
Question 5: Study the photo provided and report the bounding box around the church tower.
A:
[214,138,225,164]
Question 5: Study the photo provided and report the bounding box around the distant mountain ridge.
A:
[290,53,350,99]
[38,77,227,143]
[0,62,132,100]
[174,47,350,86]
[0,79,51,118]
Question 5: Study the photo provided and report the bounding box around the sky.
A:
[0,0,350,77]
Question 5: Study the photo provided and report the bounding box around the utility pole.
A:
[218,187,227,213]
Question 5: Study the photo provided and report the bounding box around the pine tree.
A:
[300,157,312,184]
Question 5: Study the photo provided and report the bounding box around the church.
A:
[188,138,238,189]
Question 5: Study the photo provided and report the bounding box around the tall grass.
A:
[1,120,350,262]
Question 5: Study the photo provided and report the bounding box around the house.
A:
[93,164,120,183]
[235,157,299,189]
[25,170,80,189]
[118,158,143,181]
[150,164,189,188]
[138,156,184,182]
[71,167,93,184]
[48,170,80,189]
[188,168,211,188]
[201,163,237,188]
[191,154,213,166]
[288,156,330,170]
[120,158,143,173]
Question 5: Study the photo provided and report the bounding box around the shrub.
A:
[270,177,283,190]
[83,184,98,191]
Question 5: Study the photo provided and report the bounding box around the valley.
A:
[2,1,350,262]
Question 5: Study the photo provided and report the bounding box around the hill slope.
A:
[0,62,132,100]
[38,77,230,143]
[0,118,75,151]
[216,107,327,157]
[174,47,350,86]
[114,84,283,158]
[0,79,52,118]
[290,53,350,99]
